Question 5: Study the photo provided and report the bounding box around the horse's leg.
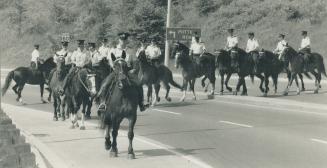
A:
[256,74,265,93]
[12,84,19,94]
[283,73,295,96]
[207,74,215,99]
[127,115,137,159]
[263,74,269,97]
[155,83,160,102]
[241,77,248,96]
[225,73,232,92]
[60,96,66,121]
[298,73,305,91]
[86,97,93,119]
[180,79,188,102]
[70,97,78,129]
[294,74,300,95]
[233,77,242,96]
[80,99,87,130]
[53,96,58,121]
[105,124,112,150]
[220,72,224,95]
[163,82,171,102]
[191,79,197,100]
[272,73,278,94]
[17,84,26,105]
[311,71,320,94]
[147,84,152,104]
[201,76,207,88]
[48,89,52,102]
[40,84,47,103]
[110,118,122,157]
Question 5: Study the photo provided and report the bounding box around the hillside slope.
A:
[1,0,327,68]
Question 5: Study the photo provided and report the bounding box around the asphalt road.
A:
[1,69,327,168]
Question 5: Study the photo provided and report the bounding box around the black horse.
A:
[2,57,56,104]
[214,49,234,95]
[254,50,284,96]
[137,50,182,105]
[49,56,70,121]
[172,42,216,101]
[100,56,139,159]
[228,48,255,96]
[280,46,326,95]
[63,67,96,129]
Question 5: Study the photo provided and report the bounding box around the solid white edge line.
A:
[2,103,213,168]
[219,120,253,128]
[152,108,182,115]
[311,138,327,144]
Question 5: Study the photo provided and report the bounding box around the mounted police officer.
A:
[97,32,148,112]
[98,38,110,64]
[61,39,90,91]
[225,28,238,51]
[246,32,260,55]
[145,37,162,67]
[274,34,288,60]
[31,44,40,70]
[108,32,133,67]
[88,42,102,67]
[189,36,206,64]
[299,31,311,70]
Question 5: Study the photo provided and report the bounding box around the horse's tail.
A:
[2,71,14,96]
[169,76,183,90]
[319,59,327,77]
[303,72,312,80]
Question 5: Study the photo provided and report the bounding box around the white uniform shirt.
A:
[300,36,310,49]
[226,36,238,48]
[246,38,259,53]
[90,50,102,66]
[98,45,110,60]
[274,40,287,54]
[71,48,89,67]
[190,42,206,55]
[145,45,161,59]
[31,49,40,62]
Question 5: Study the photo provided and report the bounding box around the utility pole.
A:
[164,0,172,66]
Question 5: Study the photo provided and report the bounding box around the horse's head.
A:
[280,45,296,63]
[56,56,66,77]
[137,50,147,63]
[112,54,131,90]
[214,49,229,65]
[85,73,97,96]
[173,42,189,68]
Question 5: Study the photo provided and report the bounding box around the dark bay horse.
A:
[49,57,70,121]
[63,68,96,129]
[2,57,56,104]
[172,42,216,101]
[280,46,326,95]
[137,50,182,105]
[214,49,234,95]
[229,48,255,96]
[255,50,284,96]
[100,57,139,159]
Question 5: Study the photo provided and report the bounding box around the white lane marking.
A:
[2,103,212,168]
[219,120,253,128]
[311,138,327,145]
[152,108,182,115]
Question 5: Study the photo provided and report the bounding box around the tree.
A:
[8,0,27,36]
[195,0,217,16]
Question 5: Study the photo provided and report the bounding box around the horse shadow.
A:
[154,101,200,108]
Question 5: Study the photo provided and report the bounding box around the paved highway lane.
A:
[1,70,327,168]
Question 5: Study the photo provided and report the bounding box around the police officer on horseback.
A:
[274,34,288,60]
[97,32,148,112]
[189,36,206,64]
[88,42,102,67]
[225,28,238,51]
[108,32,133,67]
[145,37,162,67]
[246,32,260,54]
[31,44,40,70]
[299,31,311,71]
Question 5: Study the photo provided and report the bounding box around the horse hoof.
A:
[105,141,112,150]
[157,97,160,102]
[204,89,208,93]
[61,117,65,121]
[233,91,238,96]
[109,151,118,158]
[80,126,86,130]
[227,88,232,92]
[127,153,135,160]
[85,115,91,120]
[283,92,288,96]
[166,97,172,102]
[219,92,224,95]
[192,97,196,101]
[207,94,214,99]
[48,98,51,102]
[53,117,58,121]
[260,88,264,93]
[263,93,267,97]
[41,100,47,104]
[241,92,248,96]
[302,88,306,91]
[314,90,318,94]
